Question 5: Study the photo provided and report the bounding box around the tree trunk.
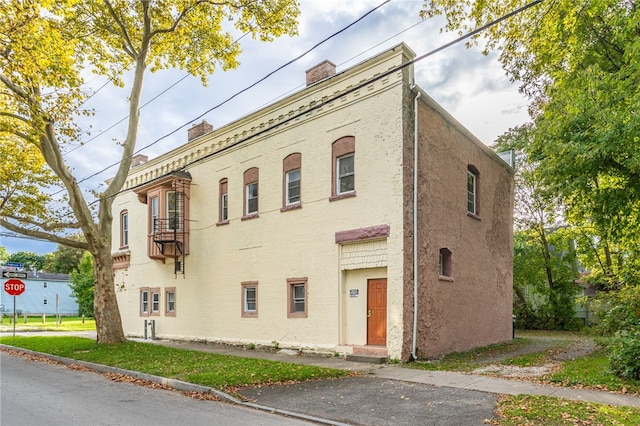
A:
[93,250,126,343]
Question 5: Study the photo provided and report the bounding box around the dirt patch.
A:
[471,334,598,378]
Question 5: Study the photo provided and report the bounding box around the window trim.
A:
[218,178,229,225]
[287,277,308,318]
[140,288,150,317]
[150,287,161,316]
[241,281,258,318]
[165,287,176,317]
[467,165,480,218]
[120,210,129,248]
[330,136,356,201]
[282,153,302,210]
[242,167,259,220]
[285,169,301,206]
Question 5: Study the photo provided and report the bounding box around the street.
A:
[0,351,311,426]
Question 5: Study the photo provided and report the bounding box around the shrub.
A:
[608,327,640,381]
[592,285,640,335]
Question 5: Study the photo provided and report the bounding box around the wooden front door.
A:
[367,278,387,346]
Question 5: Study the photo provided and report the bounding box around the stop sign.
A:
[4,278,26,296]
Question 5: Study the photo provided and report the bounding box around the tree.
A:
[0,1,299,343]
[496,125,580,330]
[6,251,45,271]
[42,235,87,273]
[69,251,94,317]
[0,246,8,264]
[424,0,640,288]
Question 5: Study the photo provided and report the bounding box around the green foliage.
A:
[6,251,45,270]
[0,336,349,390]
[0,246,8,263]
[546,347,640,393]
[608,328,640,381]
[69,252,94,317]
[495,395,640,426]
[42,239,85,273]
[592,285,640,335]
[512,230,581,331]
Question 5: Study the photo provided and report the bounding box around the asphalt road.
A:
[0,351,310,426]
[239,375,499,425]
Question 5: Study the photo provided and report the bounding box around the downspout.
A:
[411,85,421,361]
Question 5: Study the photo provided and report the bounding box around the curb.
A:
[1,344,349,426]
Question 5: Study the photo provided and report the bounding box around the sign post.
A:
[4,278,26,337]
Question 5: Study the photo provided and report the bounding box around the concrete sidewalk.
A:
[136,336,640,408]
[3,330,639,415]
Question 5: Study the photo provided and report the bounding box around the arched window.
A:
[282,153,302,209]
[243,167,259,218]
[467,165,480,216]
[330,136,355,200]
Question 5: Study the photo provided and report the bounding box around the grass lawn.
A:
[407,331,640,424]
[0,315,96,331]
[493,395,640,425]
[0,336,350,391]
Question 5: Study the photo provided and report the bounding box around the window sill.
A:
[119,245,129,250]
[287,312,308,318]
[165,311,176,317]
[329,191,356,202]
[438,275,454,282]
[241,213,259,221]
[241,312,258,318]
[466,212,481,221]
[216,220,230,226]
[281,203,302,212]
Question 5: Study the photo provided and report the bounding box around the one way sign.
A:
[2,271,28,279]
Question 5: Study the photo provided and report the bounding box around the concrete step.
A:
[346,354,387,364]
[351,345,388,357]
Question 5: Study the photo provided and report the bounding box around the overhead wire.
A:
[89,0,544,207]
[63,0,393,193]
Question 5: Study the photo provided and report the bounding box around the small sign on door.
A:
[349,289,359,298]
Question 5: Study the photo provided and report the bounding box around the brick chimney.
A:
[131,154,148,168]
[188,119,214,141]
[305,60,336,86]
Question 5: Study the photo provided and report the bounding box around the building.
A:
[111,43,513,360]
[0,268,78,316]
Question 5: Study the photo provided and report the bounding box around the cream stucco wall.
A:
[112,45,413,357]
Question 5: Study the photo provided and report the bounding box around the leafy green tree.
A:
[0,246,8,264]
[496,125,580,330]
[42,235,86,273]
[425,0,639,288]
[69,252,94,317]
[0,1,299,343]
[6,251,45,271]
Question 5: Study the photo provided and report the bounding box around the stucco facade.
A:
[111,43,513,360]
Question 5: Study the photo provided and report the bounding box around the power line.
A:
[67,0,393,188]
[90,0,544,207]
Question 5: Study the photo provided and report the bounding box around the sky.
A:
[1,0,531,256]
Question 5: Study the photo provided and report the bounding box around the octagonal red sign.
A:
[4,278,26,296]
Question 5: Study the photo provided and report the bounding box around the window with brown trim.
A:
[165,287,176,316]
[330,136,356,201]
[282,153,302,210]
[241,281,258,318]
[150,288,160,316]
[120,210,129,248]
[287,277,308,318]
[218,178,229,224]
[467,165,480,217]
[243,167,259,219]
[140,288,150,316]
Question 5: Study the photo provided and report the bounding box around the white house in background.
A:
[0,269,78,315]
[110,43,514,360]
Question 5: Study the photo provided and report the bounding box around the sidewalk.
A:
[143,337,640,408]
[2,330,639,425]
